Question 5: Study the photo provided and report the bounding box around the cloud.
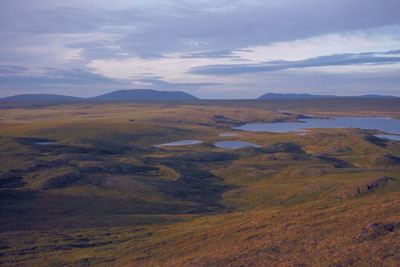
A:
[86,54,237,83]
[0,66,123,85]
[384,49,400,55]
[230,25,400,63]
[0,31,122,71]
[132,77,220,89]
[139,53,167,59]
[1,0,400,98]
[88,26,400,82]
[3,0,400,57]
[0,65,29,75]
[181,50,240,59]
[188,52,400,75]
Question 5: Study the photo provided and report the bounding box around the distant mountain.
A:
[258,93,398,100]
[93,89,198,100]
[0,89,198,103]
[0,94,84,102]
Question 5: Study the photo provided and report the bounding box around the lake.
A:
[233,117,400,134]
[0,118,20,121]
[219,133,237,136]
[215,141,259,149]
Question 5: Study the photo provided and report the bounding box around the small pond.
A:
[35,141,57,145]
[157,140,202,147]
[215,141,259,149]
[0,118,20,121]
[219,133,237,136]
[233,117,400,134]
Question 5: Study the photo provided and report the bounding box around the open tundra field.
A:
[1,98,400,266]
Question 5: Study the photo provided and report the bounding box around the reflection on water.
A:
[215,141,259,149]
[219,133,237,136]
[35,142,56,145]
[0,118,20,121]
[374,134,400,141]
[234,117,400,134]
[157,140,202,147]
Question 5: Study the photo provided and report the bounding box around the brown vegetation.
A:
[0,99,399,266]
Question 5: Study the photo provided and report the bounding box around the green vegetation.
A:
[0,99,399,266]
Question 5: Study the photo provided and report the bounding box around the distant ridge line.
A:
[257,93,398,100]
[94,89,198,100]
[0,89,198,102]
[0,90,398,102]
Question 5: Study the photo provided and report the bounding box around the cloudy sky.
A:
[1,0,399,98]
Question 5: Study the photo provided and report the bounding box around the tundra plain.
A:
[1,98,400,266]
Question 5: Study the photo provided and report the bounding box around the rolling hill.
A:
[1,99,400,266]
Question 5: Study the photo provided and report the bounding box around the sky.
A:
[0,0,400,99]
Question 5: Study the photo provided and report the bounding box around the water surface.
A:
[219,133,237,136]
[234,117,400,134]
[374,134,400,141]
[215,141,259,149]
[0,118,20,121]
[35,141,57,145]
[157,140,202,147]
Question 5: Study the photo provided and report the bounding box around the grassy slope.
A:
[0,99,399,266]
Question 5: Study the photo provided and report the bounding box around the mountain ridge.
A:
[0,89,198,102]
